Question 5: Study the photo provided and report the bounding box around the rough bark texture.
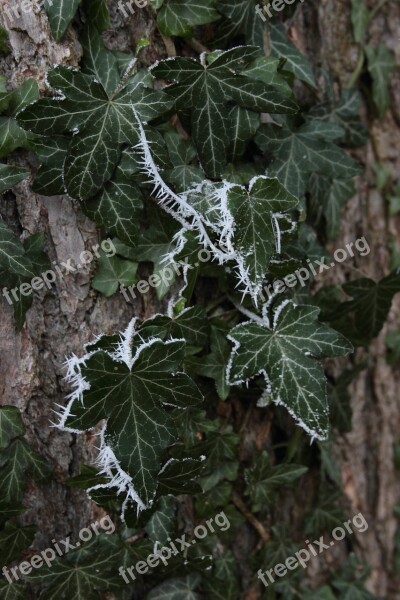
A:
[0,0,399,598]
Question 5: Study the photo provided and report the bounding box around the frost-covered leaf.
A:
[152,47,298,178]
[139,306,209,352]
[59,321,203,508]
[365,44,396,119]
[92,250,137,296]
[256,120,361,198]
[227,301,353,439]
[270,24,316,88]
[215,0,264,48]
[227,176,297,293]
[0,406,25,449]
[157,0,219,36]
[43,0,81,41]
[17,66,173,200]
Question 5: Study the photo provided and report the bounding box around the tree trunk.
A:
[0,0,399,598]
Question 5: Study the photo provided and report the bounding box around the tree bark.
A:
[0,0,399,598]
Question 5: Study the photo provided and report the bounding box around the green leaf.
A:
[189,324,231,400]
[0,222,35,277]
[0,581,27,600]
[227,301,353,440]
[320,270,400,346]
[18,66,173,200]
[256,120,361,198]
[157,0,219,37]
[386,330,400,365]
[365,44,396,119]
[136,205,180,300]
[245,451,307,510]
[227,176,298,291]
[144,496,175,544]
[0,438,51,503]
[152,47,298,178]
[157,458,203,495]
[146,575,201,600]
[0,521,36,566]
[44,0,81,41]
[215,0,264,48]
[82,0,110,31]
[0,406,25,449]
[92,250,137,296]
[0,164,28,194]
[26,535,125,600]
[82,173,143,248]
[308,175,355,241]
[62,323,203,508]
[0,26,9,53]
[81,26,120,97]
[139,306,210,352]
[350,0,371,43]
[269,24,316,88]
[30,137,69,196]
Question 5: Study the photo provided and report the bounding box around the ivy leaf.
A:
[227,176,298,292]
[144,496,175,544]
[227,301,353,440]
[0,222,35,278]
[0,438,51,503]
[30,137,69,196]
[0,406,25,449]
[0,581,27,600]
[269,24,316,88]
[82,173,143,248]
[82,0,110,32]
[188,324,231,400]
[309,89,369,147]
[146,575,201,600]
[245,451,307,510]
[256,120,361,198]
[62,323,203,508]
[215,0,264,48]
[0,521,36,566]
[139,306,210,353]
[152,47,298,178]
[26,536,124,600]
[308,175,355,241]
[320,270,400,346]
[136,206,180,300]
[365,44,396,119]
[157,0,219,36]
[0,26,9,53]
[0,164,29,194]
[163,129,204,192]
[157,458,203,495]
[43,0,81,41]
[17,66,173,200]
[0,79,39,157]
[350,0,371,43]
[92,250,137,297]
[81,25,120,97]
